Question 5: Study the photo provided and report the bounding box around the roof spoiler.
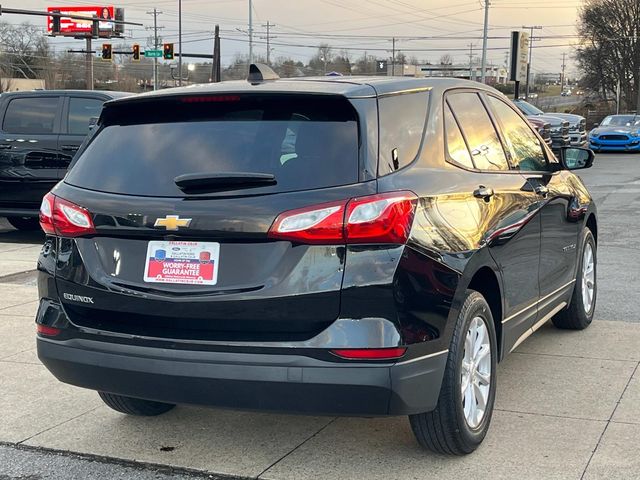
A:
[247,63,280,84]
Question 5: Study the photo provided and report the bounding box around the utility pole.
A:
[260,21,276,65]
[480,0,490,83]
[146,8,163,91]
[560,52,566,92]
[211,25,221,82]
[248,0,254,66]
[391,37,396,76]
[178,0,183,86]
[85,36,93,90]
[523,25,542,98]
[468,43,475,81]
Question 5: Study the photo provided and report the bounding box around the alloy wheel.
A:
[461,316,492,429]
[582,243,595,313]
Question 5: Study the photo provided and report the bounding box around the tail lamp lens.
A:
[268,191,417,245]
[268,201,346,244]
[39,193,55,235]
[39,193,96,237]
[346,193,417,244]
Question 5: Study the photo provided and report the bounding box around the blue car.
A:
[589,115,640,151]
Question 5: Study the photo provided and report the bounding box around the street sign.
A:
[509,31,529,83]
[376,59,388,74]
[145,50,162,58]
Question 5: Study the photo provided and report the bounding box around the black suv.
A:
[36,67,598,455]
[0,90,130,230]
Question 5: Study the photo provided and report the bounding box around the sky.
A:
[5,0,585,75]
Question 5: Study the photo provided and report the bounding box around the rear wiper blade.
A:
[174,172,277,192]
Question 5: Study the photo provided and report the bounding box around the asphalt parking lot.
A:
[0,152,639,479]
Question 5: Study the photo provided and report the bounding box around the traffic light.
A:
[102,44,112,62]
[163,43,174,60]
[132,44,140,62]
[51,10,61,35]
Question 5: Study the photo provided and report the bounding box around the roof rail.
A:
[247,63,280,84]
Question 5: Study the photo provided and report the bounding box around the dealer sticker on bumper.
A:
[144,241,220,285]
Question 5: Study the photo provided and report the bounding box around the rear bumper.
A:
[0,207,39,218]
[37,337,448,416]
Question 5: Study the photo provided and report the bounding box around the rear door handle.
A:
[473,185,494,201]
[0,144,11,149]
[61,145,79,151]
[534,185,549,197]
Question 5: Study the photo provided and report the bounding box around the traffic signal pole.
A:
[86,37,93,90]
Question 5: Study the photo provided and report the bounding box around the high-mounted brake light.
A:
[267,191,417,245]
[331,347,407,360]
[180,95,241,103]
[39,193,96,238]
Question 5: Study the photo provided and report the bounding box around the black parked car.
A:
[36,67,598,455]
[0,90,131,230]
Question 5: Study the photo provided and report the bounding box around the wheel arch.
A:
[585,213,597,244]
[449,250,505,361]
[466,266,504,360]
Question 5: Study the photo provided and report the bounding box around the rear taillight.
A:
[268,191,417,245]
[331,347,407,360]
[39,193,55,235]
[39,192,96,237]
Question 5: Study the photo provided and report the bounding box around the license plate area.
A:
[144,241,220,285]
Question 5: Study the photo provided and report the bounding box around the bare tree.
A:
[576,0,640,110]
[0,21,52,82]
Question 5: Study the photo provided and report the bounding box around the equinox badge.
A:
[63,293,94,304]
[154,215,192,231]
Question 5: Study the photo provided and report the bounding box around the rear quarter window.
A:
[378,91,428,176]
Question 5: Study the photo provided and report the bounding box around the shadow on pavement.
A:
[0,220,44,245]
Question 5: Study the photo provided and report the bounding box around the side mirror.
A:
[592,122,599,128]
[560,147,594,170]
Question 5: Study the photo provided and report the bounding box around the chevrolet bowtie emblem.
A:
[154,215,192,231]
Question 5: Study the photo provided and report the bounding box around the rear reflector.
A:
[331,347,407,360]
[268,191,417,245]
[37,324,61,336]
[39,193,96,238]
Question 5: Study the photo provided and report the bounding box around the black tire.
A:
[552,228,596,330]
[98,392,175,416]
[6,216,40,231]
[409,290,498,455]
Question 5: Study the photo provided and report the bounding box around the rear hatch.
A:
[53,92,375,342]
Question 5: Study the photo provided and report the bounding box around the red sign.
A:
[47,6,115,35]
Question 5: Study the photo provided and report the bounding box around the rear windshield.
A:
[65,94,360,197]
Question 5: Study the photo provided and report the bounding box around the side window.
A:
[488,96,548,172]
[2,97,59,134]
[378,91,428,176]
[447,92,509,171]
[443,103,474,169]
[68,97,105,135]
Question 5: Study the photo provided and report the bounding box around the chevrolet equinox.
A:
[36,65,598,455]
